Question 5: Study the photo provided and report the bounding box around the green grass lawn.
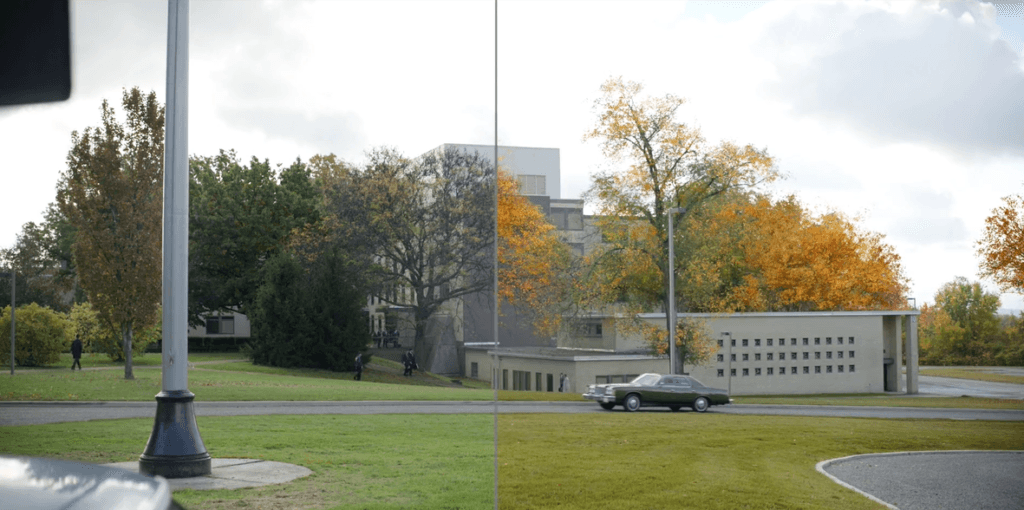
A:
[497,414,1024,510]
[2,413,1020,509]
[17,352,246,368]
[0,366,496,402]
[920,367,1024,385]
[2,414,494,510]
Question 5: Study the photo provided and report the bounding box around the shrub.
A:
[0,303,71,366]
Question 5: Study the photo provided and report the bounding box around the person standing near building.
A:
[71,334,83,370]
[353,353,363,381]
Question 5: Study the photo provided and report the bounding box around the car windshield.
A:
[630,374,660,386]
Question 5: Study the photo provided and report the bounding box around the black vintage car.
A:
[583,373,732,412]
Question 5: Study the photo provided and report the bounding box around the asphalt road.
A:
[2,400,1023,427]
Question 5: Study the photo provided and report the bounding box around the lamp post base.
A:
[139,390,211,478]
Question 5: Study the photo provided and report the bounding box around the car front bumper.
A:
[582,392,616,404]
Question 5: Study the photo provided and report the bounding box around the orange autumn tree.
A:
[977,192,1024,295]
[681,193,909,312]
[497,170,573,335]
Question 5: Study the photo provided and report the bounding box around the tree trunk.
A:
[414,319,427,368]
[123,323,134,380]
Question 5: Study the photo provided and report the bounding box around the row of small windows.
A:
[718,336,855,348]
[509,369,558,391]
[717,351,855,362]
[717,365,856,377]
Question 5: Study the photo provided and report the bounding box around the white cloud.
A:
[753,0,1024,159]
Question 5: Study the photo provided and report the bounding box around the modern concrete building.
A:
[466,310,920,396]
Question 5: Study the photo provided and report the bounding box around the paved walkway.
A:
[819,451,1024,510]
[104,458,312,491]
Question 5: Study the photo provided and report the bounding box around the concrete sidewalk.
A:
[105,458,312,491]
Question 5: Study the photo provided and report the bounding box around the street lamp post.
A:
[666,207,685,375]
[723,332,732,395]
[5,269,13,375]
[138,0,211,478]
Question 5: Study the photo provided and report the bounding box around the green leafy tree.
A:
[930,277,1001,361]
[1,223,57,310]
[0,303,71,367]
[56,87,163,380]
[326,146,496,365]
[189,150,322,325]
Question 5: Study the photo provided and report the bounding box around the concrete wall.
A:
[662,314,886,395]
[471,312,917,396]
[465,348,664,392]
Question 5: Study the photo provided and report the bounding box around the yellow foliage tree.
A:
[583,77,778,372]
[56,88,163,379]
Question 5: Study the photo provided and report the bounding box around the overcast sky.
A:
[2,0,1022,311]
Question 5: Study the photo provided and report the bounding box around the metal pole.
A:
[9,269,14,375]
[666,207,684,375]
[667,211,676,375]
[140,0,211,478]
[724,332,732,395]
[492,2,499,508]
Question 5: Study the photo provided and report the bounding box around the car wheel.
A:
[692,396,709,413]
[623,394,641,412]
[599,403,615,410]
[668,405,682,412]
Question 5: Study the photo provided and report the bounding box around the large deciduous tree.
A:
[977,192,1024,294]
[56,88,163,380]
[328,146,495,364]
[920,277,1002,364]
[933,277,1000,357]
[582,77,778,373]
[188,150,321,324]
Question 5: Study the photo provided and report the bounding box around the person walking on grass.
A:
[402,349,416,376]
[71,334,83,370]
[354,353,363,381]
